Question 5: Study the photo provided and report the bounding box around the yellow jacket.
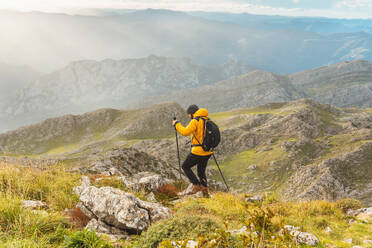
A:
[175,108,213,156]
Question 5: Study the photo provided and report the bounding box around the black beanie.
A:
[187,104,199,115]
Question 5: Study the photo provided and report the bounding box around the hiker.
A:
[172,105,212,194]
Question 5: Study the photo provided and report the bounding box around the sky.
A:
[0,0,371,19]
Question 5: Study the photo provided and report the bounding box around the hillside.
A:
[0,56,254,132]
[0,102,188,156]
[139,60,372,111]
[1,100,371,205]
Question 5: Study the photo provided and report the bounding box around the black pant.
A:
[182,153,211,187]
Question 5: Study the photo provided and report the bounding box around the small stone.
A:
[22,200,48,210]
[363,240,372,244]
[270,161,278,166]
[325,226,332,233]
[172,240,198,248]
[284,225,319,246]
[261,146,273,152]
[228,226,248,235]
[245,195,263,203]
[344,238,353,244]
[248,164,257,170]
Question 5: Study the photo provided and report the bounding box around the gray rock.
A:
[228,226,248,235]
[22,200,48,210]
[172,240,198,248]
[73,176,91,196]
[85,219,128,241]
[78,186,170,232]
[248,164,257,170]
[122,172,172,192]
[245,195,263,203]
[344,238,353,244]
[284,225,319,246]
[146,192,157,202]
[261,146,273,152]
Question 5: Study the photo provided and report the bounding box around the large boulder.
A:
[77,185,170,233]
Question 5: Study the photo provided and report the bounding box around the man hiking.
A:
[172,104,212,195]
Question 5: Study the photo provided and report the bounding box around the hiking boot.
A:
[177,183,196,196]
[200,186,209,197]
[190,185,203,195]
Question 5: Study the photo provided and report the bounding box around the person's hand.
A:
[172,119,178,126]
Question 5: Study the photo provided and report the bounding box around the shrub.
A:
[63,229,112,248]
[336,198,363,213]
[66,207,91,228]
[135,216,220,248]
[157,184,180,198]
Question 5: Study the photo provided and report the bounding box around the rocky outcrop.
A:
[73,177,170,239]
[85,147,179,181]
[283,142,372,203]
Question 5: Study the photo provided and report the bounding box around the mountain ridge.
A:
[1,55,254,132]
[137,60,372,112]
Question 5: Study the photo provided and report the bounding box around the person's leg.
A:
[182,153,200,185]
[197,155,211,187]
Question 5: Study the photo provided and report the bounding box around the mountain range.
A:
[1,57,371,133]
[0,9,371,74]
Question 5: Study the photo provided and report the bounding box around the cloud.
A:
[336,0,372,8]
[0,0,371,19]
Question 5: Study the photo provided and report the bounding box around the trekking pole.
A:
[173,116,182,180]
[212,154,230,191]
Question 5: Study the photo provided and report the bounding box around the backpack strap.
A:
[191,117,208,147]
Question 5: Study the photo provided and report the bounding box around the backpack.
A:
[195,118,221,152]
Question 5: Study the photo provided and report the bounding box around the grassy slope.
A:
[0,162,370,247]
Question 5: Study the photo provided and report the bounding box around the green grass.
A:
[311,134,371,166]
[215,144,289,189]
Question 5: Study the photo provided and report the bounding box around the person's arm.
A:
[175,119,197,137]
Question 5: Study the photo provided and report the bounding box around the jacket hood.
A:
[194,108,208,117]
